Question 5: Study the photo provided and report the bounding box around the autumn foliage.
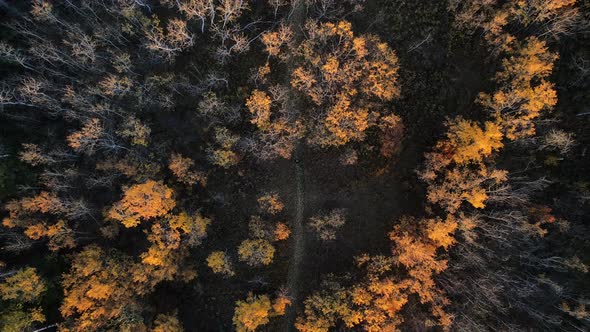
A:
[0,267,46,303]
[238,239,276,266]
[108,180,176,228]
[295,216,456,331]
[169,153,208,187]
[233,293,290,332]
[248,19,402,158]
[0,267,47,331]
[0,1,586,332]
[207,251,235,277]
[60,245,140,331]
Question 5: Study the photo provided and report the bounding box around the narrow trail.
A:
[281,2,307,330]
[283,145,305,330]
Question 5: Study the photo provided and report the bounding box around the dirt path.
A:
[282,145,305,330]
[281,2,307,330]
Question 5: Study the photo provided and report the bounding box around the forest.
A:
[0,0,589,331]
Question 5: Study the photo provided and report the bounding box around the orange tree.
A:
[247,20,401,158]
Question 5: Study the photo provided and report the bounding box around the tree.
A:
[449,0,582,45]
[208,127,241,168]
[244,84,304,160]
[168,212,211,247]
[248,19,401,157]
[117,115,151,147]
[207,251,235,277]
[98,74,133,97]
[152,313,184,332]
[238,239,275,266]
[151,314,184,332]
[177,0,215,32]
[137,212,210,287]
[233,293,289,332]
[2,191,76,251]
[296,214,457,332]
[146,17,194,60]
[3,191,66,226]
[66,118,104,155]
[512,0,582,37]
[246,90,273,129]
[24,219,76,251]
[479,38,558,139]
[257,192,284,215]
[274,222,291,241]
[19,143,54,166]
[0,267,47,332]
[216,0,249,27]
[540,129,575,155]
[169,153,207,186]
[0,307,46,332]
[379,114,404,158]
[248,215,270,240]
[419,117,507,213]
[423,163,507,213]
[308,209,346,241]
[267,0,289,17]
[289,20,401,146]
[61,245,143,331]
[272,292,291,315]
[233,294,272,332]
[261,24,293,58]
[437,117,503,165]
[108,180,176,228]
[0,267,46,303]
[295,279,355,332]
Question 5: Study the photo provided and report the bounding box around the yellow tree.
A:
[169,153,207,186]
[296,215,457,332]
[108,180,176,228]
[24,219,76,251]
[295,279,359,332]
[135,212,210,290]
[233,294,272,332]
[419,117,507,213]
[257,192,284,215]
[238,239,275,266]
[61,245,143,331]
[261,24,293,59]
[245,86,304,160]
[233,293,289,332]
[248,20,401,158]
[479,37,558,139]
[246,90,273,129]
[207,251,235,277]
[438,118,503,164]
[2,191,75,251]
[274,222,291,241]
[289,20,400,147]
[152,313,184,332]
[0,266,46,332]
[3,191,65,230]
[0,267,46,303]
[208,126,241,168]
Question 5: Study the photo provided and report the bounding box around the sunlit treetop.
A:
[108,180,176,228]
[0,267,46,303]
[437,118,504,165]
[252,19,401,152]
